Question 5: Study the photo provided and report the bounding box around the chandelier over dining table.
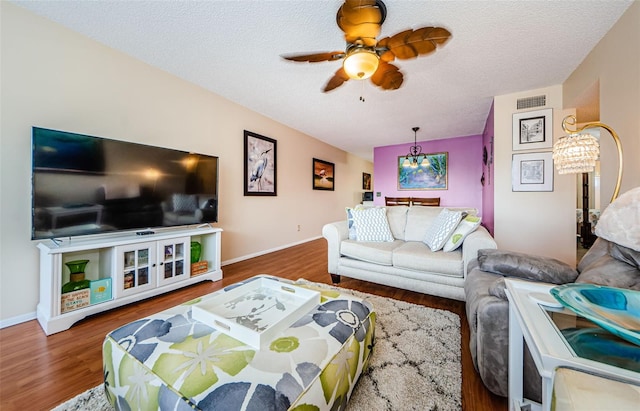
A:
[403,127,430,168]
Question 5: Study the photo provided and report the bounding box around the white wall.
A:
[492,3,639,266]
[0,3,372,325]
[493,86,576,265]
[563,1,639,208]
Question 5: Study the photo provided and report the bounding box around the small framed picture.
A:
[312,158,334,191]
[244,130,277,196]
[512,152,553,192]
[512,108,553,151]
[362,172,371,190]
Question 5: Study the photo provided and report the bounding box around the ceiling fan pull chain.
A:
[360,81,366,102]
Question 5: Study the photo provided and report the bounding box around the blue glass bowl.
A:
[551,284,640,347]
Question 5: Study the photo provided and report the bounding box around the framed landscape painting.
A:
[312,158,334,191]
[397,153,448,190]
[244,130,277,196]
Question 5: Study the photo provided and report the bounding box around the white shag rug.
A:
[53,282,461,411]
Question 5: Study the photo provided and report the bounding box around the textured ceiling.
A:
[12,0,634,161]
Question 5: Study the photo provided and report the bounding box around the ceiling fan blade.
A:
[370,61,403,90]
[377,27,451,60]
[323,68,350,92]
[282,51,345,63]
[337,0,385,47]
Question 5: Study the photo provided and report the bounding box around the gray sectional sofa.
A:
[322,205,497,301]
[464,186,640,401]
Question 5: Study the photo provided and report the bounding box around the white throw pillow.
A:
[423,208,465,251]
[345,207,357,240]
[346,205,367,240]
[352,207,394,242]
[442,215,482,252]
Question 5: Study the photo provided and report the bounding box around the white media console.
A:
[36,225,222,335]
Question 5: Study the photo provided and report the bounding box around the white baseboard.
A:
[221,236,321,266]
[0,311,36,330]
[1,236,322,329]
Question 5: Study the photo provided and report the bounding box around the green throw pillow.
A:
[442,215,482,252]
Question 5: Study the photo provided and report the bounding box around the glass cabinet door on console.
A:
[115,242,157,297]
[156,237,190,287]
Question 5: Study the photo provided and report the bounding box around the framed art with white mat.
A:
[512,108,553,151]
[512,152,553,192]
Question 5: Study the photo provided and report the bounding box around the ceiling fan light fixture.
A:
[343,48,379,80]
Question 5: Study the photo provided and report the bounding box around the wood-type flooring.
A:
[0,238,507,410]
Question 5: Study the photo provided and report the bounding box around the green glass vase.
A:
[190,241,202,264]
[62,259,90,293]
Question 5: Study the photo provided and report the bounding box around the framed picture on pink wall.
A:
[397,153,448,190]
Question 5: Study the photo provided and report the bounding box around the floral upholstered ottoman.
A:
[102,275,376,410]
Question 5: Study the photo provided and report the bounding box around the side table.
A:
[505,278,640,411]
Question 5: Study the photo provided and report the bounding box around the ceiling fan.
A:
[282,0,451,92]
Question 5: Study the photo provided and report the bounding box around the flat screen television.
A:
[31,127,218,240]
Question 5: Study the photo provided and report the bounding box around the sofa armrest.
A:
[462,226,497,276]
[322,221,348,274]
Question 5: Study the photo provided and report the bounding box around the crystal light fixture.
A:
[402,127,430,168]
[552,132,599,174]
[552,114,624,202]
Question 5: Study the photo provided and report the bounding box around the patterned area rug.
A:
[53,282,461,411]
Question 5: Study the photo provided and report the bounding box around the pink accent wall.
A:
[373,134,484,214]
[481,102,495,235]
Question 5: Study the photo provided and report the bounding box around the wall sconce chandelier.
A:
[552,114,624,202]
[402,127,429,168]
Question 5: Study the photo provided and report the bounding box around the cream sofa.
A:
[322,205,497,301]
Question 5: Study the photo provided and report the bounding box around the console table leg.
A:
[508,301,525,410]
[330,274,341,284]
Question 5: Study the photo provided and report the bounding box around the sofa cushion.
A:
[352,207,394,242]
[404,206,442,241]
[609,243,640,269]
[341,240,403,265]
[477,249,579,284]
[423,208,465,251]
[578,237,610,273]
[443,214,482,252]
[393,241,464,277]
[576,253,640,290]
[386,205,409,240]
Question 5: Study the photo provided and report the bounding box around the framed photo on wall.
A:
[397,153,448,190]
[244,130,277,196]
[362,172,371,190]
[512,152,553,192]
[313,158,334,191]
[512,108,553,151]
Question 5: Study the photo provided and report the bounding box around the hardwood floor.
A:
[0,238,506,411]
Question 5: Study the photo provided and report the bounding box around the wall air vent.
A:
[517,95,546,110]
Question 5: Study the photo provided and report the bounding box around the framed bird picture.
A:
[244,130,277,196]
